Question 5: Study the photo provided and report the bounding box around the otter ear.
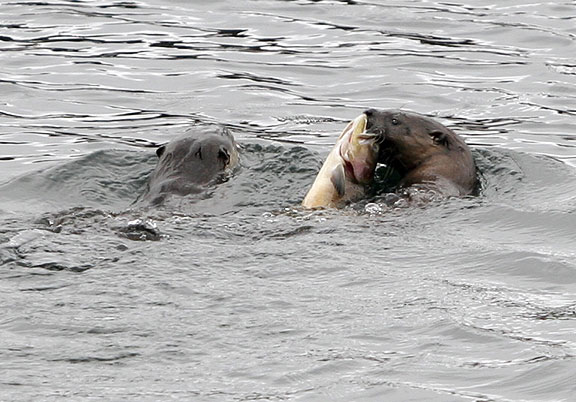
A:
[156,145,166,158]
[429,130,448,147]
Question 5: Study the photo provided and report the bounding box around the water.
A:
[1,0,576,400]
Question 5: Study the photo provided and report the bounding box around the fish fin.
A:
[330,163,346,197]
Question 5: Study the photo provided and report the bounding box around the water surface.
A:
[1,1,576,401]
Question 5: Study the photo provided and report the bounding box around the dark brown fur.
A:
[365,109,477,197]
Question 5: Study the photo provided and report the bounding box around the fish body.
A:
[302,114,380,209]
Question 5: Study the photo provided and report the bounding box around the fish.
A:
[302,113,380,209]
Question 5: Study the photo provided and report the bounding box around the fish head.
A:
[340,114,380,184]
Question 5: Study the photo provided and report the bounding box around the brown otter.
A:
[365,109,477,198]
[137,125,239,205]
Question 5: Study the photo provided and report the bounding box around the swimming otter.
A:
[137,125,239,205]
[365,109,477,198]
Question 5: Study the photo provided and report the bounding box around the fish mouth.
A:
[340,113,380,184]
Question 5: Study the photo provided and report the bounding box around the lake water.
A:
[1,0,576,401]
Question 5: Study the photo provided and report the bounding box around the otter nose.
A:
[218,146,231,166]
[364,108,377,117]
[363,108,378,132]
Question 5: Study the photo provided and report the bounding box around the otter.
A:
[137,125,239,206]
[364,109,477,198]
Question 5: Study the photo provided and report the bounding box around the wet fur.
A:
[137,125,238,205]
[365,109,477,197]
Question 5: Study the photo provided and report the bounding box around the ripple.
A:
[1,1,576,401]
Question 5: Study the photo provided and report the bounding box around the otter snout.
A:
[218,146,231,166]
[363,108,389,138]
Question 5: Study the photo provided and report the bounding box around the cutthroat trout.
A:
[302,114,380,209]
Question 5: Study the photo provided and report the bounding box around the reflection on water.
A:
[1,1,576,401]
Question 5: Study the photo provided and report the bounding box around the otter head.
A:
[139,125,240,205]
[154,125,239,187]
[364,109,464,172]
[364,108,477,195]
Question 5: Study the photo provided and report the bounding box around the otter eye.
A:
[391,118,400,126]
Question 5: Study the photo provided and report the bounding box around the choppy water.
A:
[1,1,576,401]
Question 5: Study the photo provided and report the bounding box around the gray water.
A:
[1,1,576,401]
